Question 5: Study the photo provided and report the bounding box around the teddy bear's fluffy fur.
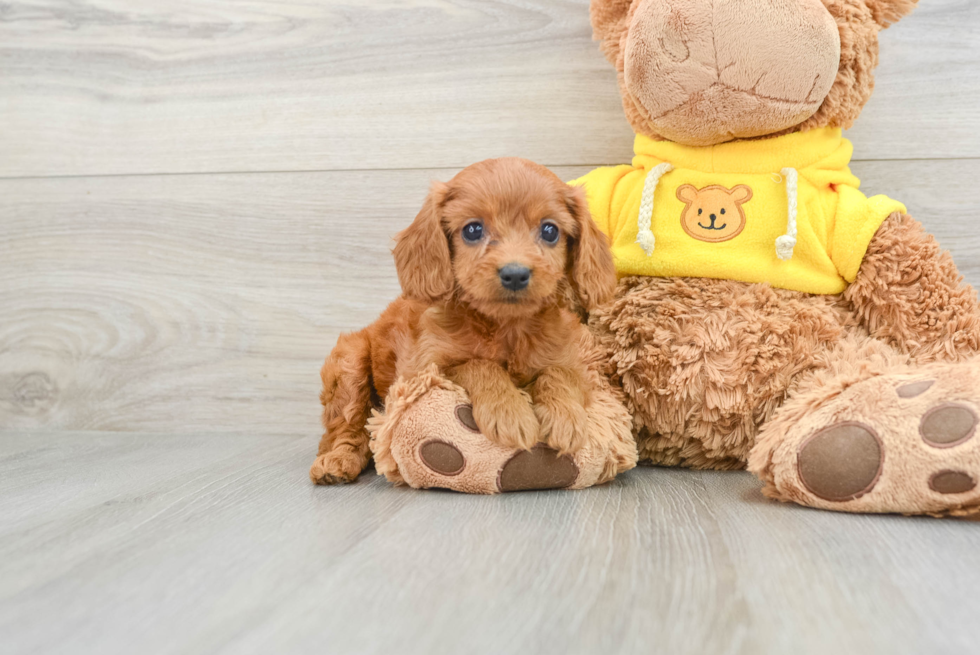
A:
[589,213,980,470]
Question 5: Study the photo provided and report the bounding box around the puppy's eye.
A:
[461,220,484,244]
[540,221,560,245]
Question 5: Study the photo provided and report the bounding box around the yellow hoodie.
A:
[569,128,905,295]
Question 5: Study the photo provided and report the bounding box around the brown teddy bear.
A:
[575,0,980,516]
[350,0,980,515]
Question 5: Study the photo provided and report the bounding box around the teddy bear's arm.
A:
[844,212,980,364]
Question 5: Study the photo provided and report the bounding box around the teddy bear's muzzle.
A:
[623,0,841,146]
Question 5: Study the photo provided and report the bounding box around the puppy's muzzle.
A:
[498,263,531,291]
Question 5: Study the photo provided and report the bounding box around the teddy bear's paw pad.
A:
[497,444,579,492]
[896,380,935,398]
[920,403,978,448]
[797,422,884,502]
[454,404,480,432]
[929,470,978,495]
[418,440,465,476]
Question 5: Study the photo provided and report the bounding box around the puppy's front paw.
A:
[536,397,589,456]
[310,449,367,485]
[473,394,540,450]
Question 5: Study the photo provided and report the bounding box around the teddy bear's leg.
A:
[748,335,980,516]
[588,276,855,469]
[844,212,980,364]
[749,214,980,515]
[367,365,636,494]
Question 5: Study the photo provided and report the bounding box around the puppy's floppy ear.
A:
[864,0,918,28]
[564,184,617,312]
[393,181,454,302]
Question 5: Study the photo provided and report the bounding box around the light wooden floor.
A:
[2,1,980,653]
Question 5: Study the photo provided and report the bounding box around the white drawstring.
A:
[775,167,798,260]
[636,162,674,256]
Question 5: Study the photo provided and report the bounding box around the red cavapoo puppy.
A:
[311,158,617,485]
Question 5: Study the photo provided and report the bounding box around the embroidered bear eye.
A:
[462,220,484,243]
[698,208,702,215]
[540,221,560,245]
[721,208,726,215]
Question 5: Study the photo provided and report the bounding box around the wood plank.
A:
[1,430,979,655]
[1,161,978,435]
[846,0,980,160]
[1,0,978,178]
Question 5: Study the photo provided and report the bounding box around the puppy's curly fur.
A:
[311,158,617,485]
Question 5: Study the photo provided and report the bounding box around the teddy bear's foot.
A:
[366,365,636,494]
[749,359,980,516]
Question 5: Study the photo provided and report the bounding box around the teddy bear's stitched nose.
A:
[623,0,840,146]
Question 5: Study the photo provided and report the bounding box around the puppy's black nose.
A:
[499,263,531,291]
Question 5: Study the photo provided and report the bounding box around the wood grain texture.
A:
[1,430,978,655]
[2,2,979,653]
[845,0,980,159]
[2,161,978,435]
[1,0,978,178]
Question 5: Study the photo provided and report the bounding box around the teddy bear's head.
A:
[591,0,918,146]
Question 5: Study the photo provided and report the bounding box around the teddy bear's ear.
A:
[676,185,698,204]
[731,185,754,204]
[590,0,635,62]
[864,0,918,28]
